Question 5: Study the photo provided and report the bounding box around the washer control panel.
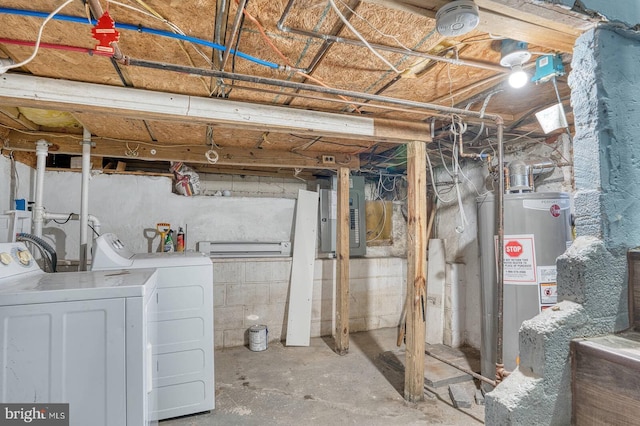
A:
[0,243,40,279]
[91,233,135,269]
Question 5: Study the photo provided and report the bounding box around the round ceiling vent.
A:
[435,0,480,37]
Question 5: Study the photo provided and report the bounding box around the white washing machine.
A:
[0,242,158,426]
[91,233,214,420]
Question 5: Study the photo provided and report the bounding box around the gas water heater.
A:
[477,162,572,389]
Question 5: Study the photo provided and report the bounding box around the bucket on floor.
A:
[249,325,268,351]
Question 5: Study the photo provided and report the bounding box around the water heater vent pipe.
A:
[506,159,556,194]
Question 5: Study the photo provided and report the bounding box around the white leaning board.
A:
[426,238,446,345]
[286,189,319,346]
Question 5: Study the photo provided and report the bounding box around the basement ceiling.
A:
[0,0,598,176]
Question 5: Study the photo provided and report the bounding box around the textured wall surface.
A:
[580,0,640,26]
[542,1,640,26]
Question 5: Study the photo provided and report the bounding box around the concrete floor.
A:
[162,328,485,425]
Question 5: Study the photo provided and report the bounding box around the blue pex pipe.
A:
[0,7,280,69]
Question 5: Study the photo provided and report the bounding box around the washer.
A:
[92,233,214,420]
[0,242,158,426]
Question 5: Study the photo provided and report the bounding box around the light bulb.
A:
[508,66,528,89]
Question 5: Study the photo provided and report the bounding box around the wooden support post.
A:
[335,167,351,355]
[404,141,427,402]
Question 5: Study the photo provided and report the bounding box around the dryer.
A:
[0,242,158,426]
[91,233,214,420]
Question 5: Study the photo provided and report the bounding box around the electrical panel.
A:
[318,176,366,257]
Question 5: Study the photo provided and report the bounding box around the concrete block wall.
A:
[199,173,306,199]
[213,256,406,348]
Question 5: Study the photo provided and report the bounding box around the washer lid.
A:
[128,251,213,267]
[0,268,157,306]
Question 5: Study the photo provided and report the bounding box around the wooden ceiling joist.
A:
[3,131,361,170]
[0,107,39,130]
[0,74,431,144]
[364,0,594,52]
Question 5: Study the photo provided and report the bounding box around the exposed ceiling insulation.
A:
[0,0,598,176]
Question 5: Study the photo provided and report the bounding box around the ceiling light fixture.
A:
[508,65,528,89]
[500,40,530,89]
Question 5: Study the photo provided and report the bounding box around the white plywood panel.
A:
[426,239,446,345]
[444,263,466,348]
[286,190,319,346]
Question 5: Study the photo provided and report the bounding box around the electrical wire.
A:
[53,213,74,224]
[336,0,412,52]
[458,162,489,197]
[0,0,75,73]
[327,0,401,74]
[89,223,100,237]
[0,7,279,69]
[451,141,468,233]
[426,152,455,204]
[9,150,19,202]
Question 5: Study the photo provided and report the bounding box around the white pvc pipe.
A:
[43,212,101,235]
[33,139,48,238]
[79,128,91,271]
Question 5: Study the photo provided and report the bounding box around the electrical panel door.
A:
[318,176,366,257]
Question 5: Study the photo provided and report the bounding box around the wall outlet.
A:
[322,155,336,164]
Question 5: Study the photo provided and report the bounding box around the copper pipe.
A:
[87,0,126,62]
[220,0,248,72]
[504,166,510,193]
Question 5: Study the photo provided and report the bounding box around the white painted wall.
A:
[38,171,298,259]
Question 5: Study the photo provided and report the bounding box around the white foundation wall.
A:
[37,171,298,259]
[213,257,406,348]
[433,161,486,349]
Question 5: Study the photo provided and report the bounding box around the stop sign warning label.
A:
[505,240,523,257]
[499,235,537,284]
